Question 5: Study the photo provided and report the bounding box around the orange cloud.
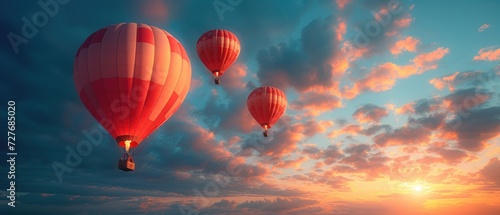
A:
[274,156,308,169]
[336,19,347,41]
[395,102,415,115]
[343,62,399,99]
[412,47,450,70]
[344,47,449,99]
[473,47,500,61]
[336,0,351,9]
[328,124,389,139]
[290,92,342,116]
[429,72,460,91]
[341,41,370,62]
[394,16,413,28]
[390,36,420,55]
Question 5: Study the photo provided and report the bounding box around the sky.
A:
[1,0,500,214]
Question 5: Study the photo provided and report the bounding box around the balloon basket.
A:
[118,153,135,171]
[214,78,220,85]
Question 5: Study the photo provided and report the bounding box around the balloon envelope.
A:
[73,23,191,149]
[196,29,240,79]
[247,86,287,130]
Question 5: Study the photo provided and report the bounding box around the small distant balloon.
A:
[247,86,287,137]
[196,29,240,85]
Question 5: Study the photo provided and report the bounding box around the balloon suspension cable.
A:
[214,71,220,85]
[132,136,149,155]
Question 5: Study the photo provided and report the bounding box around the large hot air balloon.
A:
[247,86,287,137]
[196,29,240,85]
[73,23,191,171]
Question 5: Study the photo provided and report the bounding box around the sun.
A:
[413,185,423,192]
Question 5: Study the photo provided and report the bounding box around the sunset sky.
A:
[1,0,500,214]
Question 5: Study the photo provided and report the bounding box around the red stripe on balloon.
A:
[137,27,154,44]
[90,28,107,45]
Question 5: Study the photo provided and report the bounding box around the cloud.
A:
[300,144,346,165]
[373,125,431,147]
[343,62,400,99]
[479,157,500,186]
[195,89,257,135]
[322,145,346,165]
[343,47,449,99]
[241,118,325,159]
[284,170,351,190]
[336,0,351,9]
[390,36,420,55]
[444,106,500,151]
[443,88,491,112]
[328,123,391,139]
[408,113,446,130]
[430,69,498,91]
[335,144,390,179]
[353,104,388,124]
[393,16,413,28]
[140,0,169,24]
[274,156,309,169]
[290,92,342,116]
[256,16,340,92]
[426,143,475,164]
[473,47,500,61]
[412,47,450,70]
[478,24,490,32]
[395,98,444,115]
[237,197,318,212]
[220,63,250,95]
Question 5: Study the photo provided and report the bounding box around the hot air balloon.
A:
[247,86,287,137]
[196,29,240,85]
[73,23,191,171]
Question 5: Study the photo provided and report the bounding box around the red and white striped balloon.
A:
[247,86,287,137]
[73,23,191,149]
[196,29,240,84]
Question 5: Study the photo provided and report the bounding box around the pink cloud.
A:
[426,143,476,164]
[373,125,432,147]
[473,47,500,61]
[274,156,308,169]
[390,36,420,55]
[353,104,388,124]
[221,63,248,94]
[242,118,327,159]
[140,0,168,23]
[478,24,490,32]
[290,92,342,116]
[479,157,500,186]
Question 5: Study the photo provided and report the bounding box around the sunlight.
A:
[413,184,423,192]
[401,181,430,194]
